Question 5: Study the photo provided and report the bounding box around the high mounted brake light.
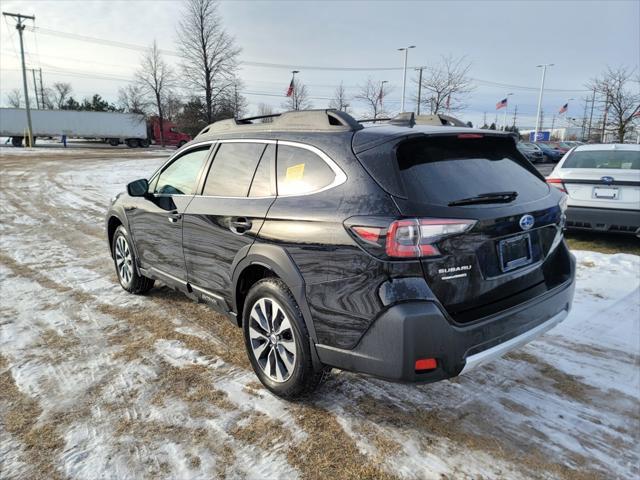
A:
[457,133,484,139]
[350,218,476,259]
[546,177,567,193]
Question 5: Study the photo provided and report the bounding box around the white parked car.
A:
[546,144,640,235]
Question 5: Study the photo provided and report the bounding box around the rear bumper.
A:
[566,206,640,234]
[316,254,575,382]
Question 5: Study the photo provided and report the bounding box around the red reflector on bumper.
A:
[415,358,437,371]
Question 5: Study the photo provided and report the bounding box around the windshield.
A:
[562,150,640,169]
[395,136,549,206]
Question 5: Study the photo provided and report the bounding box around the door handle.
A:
[230,217,252,233]
[168,213,182,223]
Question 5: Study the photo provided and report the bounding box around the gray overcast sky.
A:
[1,0,638,128]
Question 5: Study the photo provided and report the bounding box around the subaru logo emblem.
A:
[601,176,614,184]
[519,214,535,231]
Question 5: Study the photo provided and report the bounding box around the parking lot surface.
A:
[1,148,638,480]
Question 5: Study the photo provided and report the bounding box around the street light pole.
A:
[534,63,554,141]
[378,80,388,120]
[3,11,35,147]
[398,45,415,112]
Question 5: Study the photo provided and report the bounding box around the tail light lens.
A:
[546,177,567,193]
[350,218,476,259]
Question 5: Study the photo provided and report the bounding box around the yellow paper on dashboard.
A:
[286,163,305,181]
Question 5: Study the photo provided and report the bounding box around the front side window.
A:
[155,147,210,195]
[203,142,267,197]
[276,145,336,195]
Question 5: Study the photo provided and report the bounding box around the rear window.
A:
[396,136,548,206]
[562,150,640,170]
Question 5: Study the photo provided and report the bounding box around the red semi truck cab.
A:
[149,117,191,147]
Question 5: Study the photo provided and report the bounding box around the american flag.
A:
[559,103,568,114]
[286,78,295,97]
[496,98,508,110]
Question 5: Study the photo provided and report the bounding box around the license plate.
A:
[593,186,619,199]
[498,234,532,272]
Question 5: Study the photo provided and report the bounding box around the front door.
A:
[128,145,213,283]
[183,141,276,310]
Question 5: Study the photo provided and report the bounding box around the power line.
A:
[26,25,590,93]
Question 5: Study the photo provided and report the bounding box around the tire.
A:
[108,138,120,146]
[243,278,327,398]
[11,136,23,147]
[139,139,150,148]
[112,225,154,294]
[125,139,140,148]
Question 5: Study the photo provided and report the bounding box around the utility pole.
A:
[512,105,518,128]
[415,67,424,115]
[31,69,40,109]
[601,90,609,142]
[290,70,299,110]
[551,114,556,138]
[587,88,596,141]
[581,96,588,141]
[39,69,45,109]
[398,45,415,112]
[483,111,487,127]
[534,63,554,142]
[3,11,35,146]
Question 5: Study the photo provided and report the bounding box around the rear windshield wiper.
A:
[448,191,518,206]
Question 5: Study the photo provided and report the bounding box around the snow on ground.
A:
[0,148,638,480]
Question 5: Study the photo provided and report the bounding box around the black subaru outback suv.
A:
[106,110,575,398]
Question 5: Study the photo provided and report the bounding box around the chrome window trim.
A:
[195,138,347,199]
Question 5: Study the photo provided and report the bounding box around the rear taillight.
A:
[350,218,476,259]
[546,177,567,193]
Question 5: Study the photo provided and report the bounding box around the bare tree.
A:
[7,88,22,108]
[329,82,351,112]
[163,92,184,122]
[257,103,274,122]
[118,84,149,114]
[135,40,175,146]
[414,55,475,114]
[356,78,391,120]
[177,0,241,124]
[51,82,72,109]
[224,76,248,118]
[588,66,640,142]
[283,79,312,111]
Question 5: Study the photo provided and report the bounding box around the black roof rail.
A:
[357,112,469,129]
[195,109,363,138]
[357,112,415,126]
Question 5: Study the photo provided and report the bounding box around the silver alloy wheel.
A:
[249,297,297,383]
[115,235,133,285]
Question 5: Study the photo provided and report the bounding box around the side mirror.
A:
[127,178,149,197]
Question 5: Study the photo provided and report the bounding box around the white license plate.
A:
[593,187,619,199]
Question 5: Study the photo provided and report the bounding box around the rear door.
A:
[557,148,640,210]
[370,134,564,322]
[182,140,276,310]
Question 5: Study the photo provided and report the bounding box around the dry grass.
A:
[507,351,590,403]
[0,355,66,480]
[229,411,292,450]
[351,394,606,480]
[287,402,399,480]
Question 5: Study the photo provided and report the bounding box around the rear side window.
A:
[155,147,210,195]
[562,150,640,170]
[276,145,335,195]
[396,136,548,206]
[203,142,267,197]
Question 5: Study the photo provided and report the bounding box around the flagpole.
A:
[291,70,299,110]
[503,93,513,130]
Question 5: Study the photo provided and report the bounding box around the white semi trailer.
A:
[0,108,148,147]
